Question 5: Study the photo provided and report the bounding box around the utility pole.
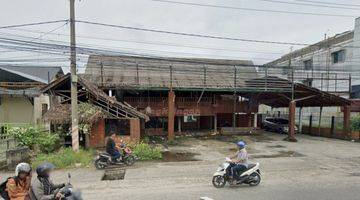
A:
[70,0,79,151]
[289,46,294,100]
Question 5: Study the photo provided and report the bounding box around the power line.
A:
[257,0,360,10]
[3,27,285,55]
[77,20,310,46]
[149,0,358,18]
[295,0,360,7]
[0,20,69,30]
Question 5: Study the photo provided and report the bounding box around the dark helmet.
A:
[36,162,55,177]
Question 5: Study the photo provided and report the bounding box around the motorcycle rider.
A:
[106,132,121,162]
[230,141,249,184]
[6,163,32,200]
[30,163,66,200]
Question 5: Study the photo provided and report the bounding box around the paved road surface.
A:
[2,133,360,200]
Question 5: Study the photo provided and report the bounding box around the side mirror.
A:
[68,173,71,184]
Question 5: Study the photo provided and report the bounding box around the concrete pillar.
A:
[214,114,218,132]
[168,90,175,140]
[343,105,351,138]
[285,101,297,142]
[130,118,141,142]
[298,107,303,134]
[177,116,182,133]
[253,113,258,128]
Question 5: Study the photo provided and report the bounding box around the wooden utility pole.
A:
[70,0,79,151]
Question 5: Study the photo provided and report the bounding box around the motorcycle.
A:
[212,157,261,188]
[94,146,136,169]
[58,173,83,200]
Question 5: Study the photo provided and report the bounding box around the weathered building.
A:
[266,17,360,98]
[0,66,63,127]
[81,55,351,143]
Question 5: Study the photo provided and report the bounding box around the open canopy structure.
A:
[240,76,351,108]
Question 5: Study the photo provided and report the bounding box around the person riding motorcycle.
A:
[6,163,32,200]
[30,163,66,200]
[230,141,249,183]
[106,133,122,162]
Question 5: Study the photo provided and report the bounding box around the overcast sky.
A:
[0,0,359,70]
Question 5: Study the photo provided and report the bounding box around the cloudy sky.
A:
[0,0,359,70]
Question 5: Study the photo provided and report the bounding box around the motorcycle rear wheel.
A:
[248,172,261,186]
[212,175,226,188]
[124,155,135,166]
[94,159,107,169]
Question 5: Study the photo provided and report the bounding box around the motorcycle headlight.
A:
[283,127,289,132]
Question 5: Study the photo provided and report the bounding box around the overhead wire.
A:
[294,0,360,7]
[257,0,360,10]
[148,0,358,18]
[0,20,69,30]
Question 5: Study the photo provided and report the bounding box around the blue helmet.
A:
[237,141,246,148]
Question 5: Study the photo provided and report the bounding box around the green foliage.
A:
[32,148,94,169]
[38,133,60,154]
[351,115,360,131]
[132,142,162,161]
[7,126,60,153]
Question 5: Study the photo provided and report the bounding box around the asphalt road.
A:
[2,133,359,200]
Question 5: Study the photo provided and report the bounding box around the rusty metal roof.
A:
[41,74,149,121]
[239,77,351,107]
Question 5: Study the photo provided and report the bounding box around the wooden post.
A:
[318,106,323,136]
[298,107,303,134]
[177,116,182,133]
[168,90,175,140]
[343,106,351,139]
[214,114,218,133]
[330,116,335,137]
[285,101,297,142]
[309,114,313,135]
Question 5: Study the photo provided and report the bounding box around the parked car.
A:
[262,117,298,134]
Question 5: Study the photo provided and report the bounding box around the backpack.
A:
[0,177,14,200]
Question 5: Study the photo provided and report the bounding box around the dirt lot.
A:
[2,131,360,200]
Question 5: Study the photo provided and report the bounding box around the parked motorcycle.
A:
[94,146,136,169]
[212,157,261,188]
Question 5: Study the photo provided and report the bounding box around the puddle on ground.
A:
[162,152,200,162]
[250,135,276,143]
[101,168,125,181]
[228,147,260,154]
[252,150,305,158]
[349,172,360,177]
[267,145,286,148]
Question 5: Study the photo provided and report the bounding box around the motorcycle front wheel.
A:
[212,175,226,188]
[94,159,108,169]
[124,155,135,166]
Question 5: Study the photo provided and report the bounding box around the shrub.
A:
[7,126,60,153]
[351,115,360,131]
[32,148,94,169]
[132,142,162,161]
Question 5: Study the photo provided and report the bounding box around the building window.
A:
[303,59,313,70]
[331,50,345,64]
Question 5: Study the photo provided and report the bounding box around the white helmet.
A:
[15,163,31,176]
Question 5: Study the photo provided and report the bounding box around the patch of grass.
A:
[32,148,95,169]
[132,142,162,161]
